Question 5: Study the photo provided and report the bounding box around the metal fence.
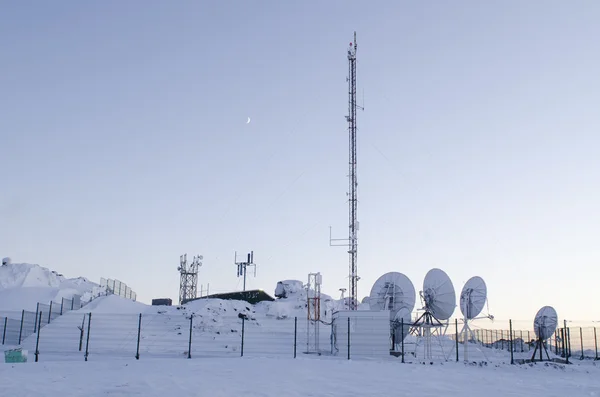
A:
[466,325,599,362]
[3,312,599,364]
[99,278,137,301]
[1,296,83,347]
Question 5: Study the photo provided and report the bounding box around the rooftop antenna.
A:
[234,250,256,292]
[330,31,362,311]
[178,253,202,305]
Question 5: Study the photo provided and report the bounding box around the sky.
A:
[1,1,600,324]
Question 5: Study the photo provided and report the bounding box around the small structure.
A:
[182,289,274,305]
[274,280,304,298]
[1,257,10,266]
[306,272,322,354]
[152,298,173,306]
[331,310,391,358]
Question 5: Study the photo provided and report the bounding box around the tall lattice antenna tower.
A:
[330,31,361,310]
[178,253,202,305]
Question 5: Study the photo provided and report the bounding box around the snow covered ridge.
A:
[0,262,102,312]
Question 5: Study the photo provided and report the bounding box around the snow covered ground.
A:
[1,356,599,397]
[2,261,599,396]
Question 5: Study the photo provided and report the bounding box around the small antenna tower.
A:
[234,250,256,291]
[306,272,322,354]
[330,31,362,311]
[178,253,203,305]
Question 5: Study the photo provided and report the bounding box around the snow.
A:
[274,279,304,298]
[1,262,599,396]
[0,262,102,314]
[1,357,599,396]
[83,295,150,314]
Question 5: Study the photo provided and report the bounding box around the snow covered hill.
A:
[0,262,102,314]
[1,263,591,366]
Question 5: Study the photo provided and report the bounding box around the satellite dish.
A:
[369,272,416,317]
[460,276,487,319]
[533,306,558,340]
[393,307,412,342]
[246,117,251,124]
[422,268,456,320]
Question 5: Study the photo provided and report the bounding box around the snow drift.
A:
[0,262,102,312]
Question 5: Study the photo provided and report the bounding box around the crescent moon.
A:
[246,117,251,124]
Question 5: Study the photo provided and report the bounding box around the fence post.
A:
[240,316,245,357]
[35,311,42,362]
[188,314,193,359]
[78,315,85,351]
[565,326,570,364]
[48,301,52,324]
[579,327,584,360]
[293,317,297,358]
[84,313,92,361]
[347,316,350,360]
[509,320,514,365]
[594,327,598,361]
[455,318,459,362]
[401,318,405,363]
[567,327,571,361]
[2,317,6,345]
[71,299,74,311]
[34,303,39,333]
[18,310,25,345]
[60,298,64,315]
[135,313,142,360]
[560,328,565,358]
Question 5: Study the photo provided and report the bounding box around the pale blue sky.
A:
[2,1,599,323]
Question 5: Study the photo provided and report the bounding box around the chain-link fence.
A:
[1,295,84,349]
[3,311,600,364]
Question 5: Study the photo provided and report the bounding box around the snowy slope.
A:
[0,271,581,366]
[0,262,102,313]
[1,356,599,396]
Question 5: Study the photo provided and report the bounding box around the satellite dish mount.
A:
[412,269,456,361]
[531,306,558,362]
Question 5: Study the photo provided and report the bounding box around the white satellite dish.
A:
[369,272,416,316]
[422,268,456,321]
[533,306,558,341]
[457,276,491,362]
[369,272,415,350]
[412,268,456,361]
[531,305,558,361]
[460,276,487,319]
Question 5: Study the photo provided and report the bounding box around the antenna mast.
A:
[178,253,203,305]
[330,31,361,311]
[234,250,256,291]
